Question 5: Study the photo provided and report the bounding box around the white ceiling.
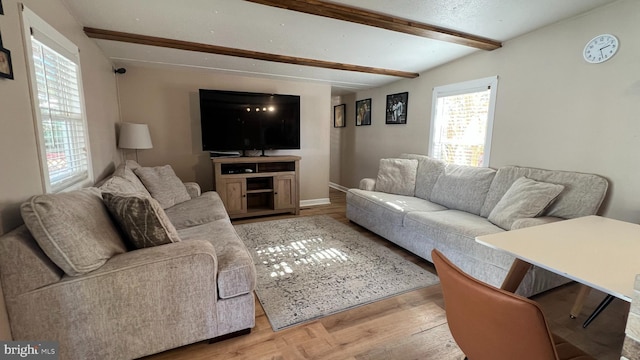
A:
[63,0,618,94]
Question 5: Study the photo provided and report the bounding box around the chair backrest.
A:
[432,249,559,360]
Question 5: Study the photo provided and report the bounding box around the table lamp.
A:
[118,122,153,162]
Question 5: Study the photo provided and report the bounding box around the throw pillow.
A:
[374,158,419,196]
[488,177,565,230]
[99,175,146,195]
[399,154,446,200]
[112,162,152,197]
[134,165,191,209]
[429,164,496,215]
[20,188,127,276]
[102,192,181,249]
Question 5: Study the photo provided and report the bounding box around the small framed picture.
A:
[0,47,14,80]
[355,98,371,126]
[333,104,345,128]
[386,92,408,124]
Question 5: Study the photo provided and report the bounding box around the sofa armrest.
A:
[359,178,376,191]
[184,182,201,198]
[510,216,563,230]
[8,240,219,359]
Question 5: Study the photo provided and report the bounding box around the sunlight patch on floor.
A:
[255,237,351,278]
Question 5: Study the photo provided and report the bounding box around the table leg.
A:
[501,258,532,293]
[582,294,615,328]
[570,285,591,319]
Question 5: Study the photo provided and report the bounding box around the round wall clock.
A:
[583,34,619,63]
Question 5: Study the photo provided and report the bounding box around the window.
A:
[429,76,498,167]
[22,6,92,193]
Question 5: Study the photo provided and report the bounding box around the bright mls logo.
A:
[2,342,58,359]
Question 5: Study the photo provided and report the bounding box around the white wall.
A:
[0,0,121,339]
[337,0,640,222]
[116,65,331,203]
[330,93,356,188]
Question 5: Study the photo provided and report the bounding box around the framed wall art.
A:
[0,47,14,80]
[386,92,408,124]
[355,98,371,126]
[334,104,345,128]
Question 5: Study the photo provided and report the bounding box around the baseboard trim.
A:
[329,182,349,193]
[300,198,331,207]
[299,184,349,208]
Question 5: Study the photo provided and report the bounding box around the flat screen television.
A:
[199,89,300,154]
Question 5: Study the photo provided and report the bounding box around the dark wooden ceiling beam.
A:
[245,0,502,51]
[83,27,419,79]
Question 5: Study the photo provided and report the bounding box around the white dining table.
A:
[475,215,640,304]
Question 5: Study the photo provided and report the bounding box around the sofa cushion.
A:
[20,188,127,276]
[488,177,565,230]
[134,165,191,209]
[122,159,142,171]
[374,158,418,196]
[177,219,256,299]
[102,192,181,249]
[112,162,151,197]
[403,210,508,269]
[511,216,563,230]
[480,166,609,219]
[399,154,446,200]
[347,189,447,227]
[99,175,146,195]
[429,164,496,215]
[164,191,229,230]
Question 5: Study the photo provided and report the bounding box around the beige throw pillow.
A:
[429,164,496,215]
[102,192,181,249]
[488,177,565,230]
[21,188,127,276]
[99,175,145,195]
[134,165,191,209]
[374,158,418,196]
[112,162,151,197]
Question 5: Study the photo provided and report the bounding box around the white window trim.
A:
[428,76,499,167]
[20,5,93,193]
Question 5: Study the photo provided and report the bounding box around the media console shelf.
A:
[212,156,301,219]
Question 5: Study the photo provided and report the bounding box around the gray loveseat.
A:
[0,160,256,359]
[347,154,608,297]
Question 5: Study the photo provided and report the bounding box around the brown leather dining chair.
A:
[431,249,595,360]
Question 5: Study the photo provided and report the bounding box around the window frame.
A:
[21,5,93,193]
[428,76,499,167]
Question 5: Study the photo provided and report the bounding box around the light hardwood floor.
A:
[143,188,627,360]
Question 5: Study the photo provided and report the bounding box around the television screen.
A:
[199,89,300,152]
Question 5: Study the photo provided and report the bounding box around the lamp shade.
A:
[118,123,153,149]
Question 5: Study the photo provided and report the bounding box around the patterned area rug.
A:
[235,215,440,331]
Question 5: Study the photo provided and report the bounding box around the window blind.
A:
[31,37,89,191]
[432,88,491,167]
[429,76,498,167]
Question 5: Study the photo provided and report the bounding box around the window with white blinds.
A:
[22,6,92,193]
[429,76,498,167]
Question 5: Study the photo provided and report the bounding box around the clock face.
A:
[583,34,619,63]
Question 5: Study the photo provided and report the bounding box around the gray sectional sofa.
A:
[0,160,256,360]
[347,154,608,297]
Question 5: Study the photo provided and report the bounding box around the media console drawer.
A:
[212,156,300,219]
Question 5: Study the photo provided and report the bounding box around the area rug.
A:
[235,215,440,331]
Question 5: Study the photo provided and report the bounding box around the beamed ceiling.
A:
[64,0,618,94]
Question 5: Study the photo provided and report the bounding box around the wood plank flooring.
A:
[143,188,627,360]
